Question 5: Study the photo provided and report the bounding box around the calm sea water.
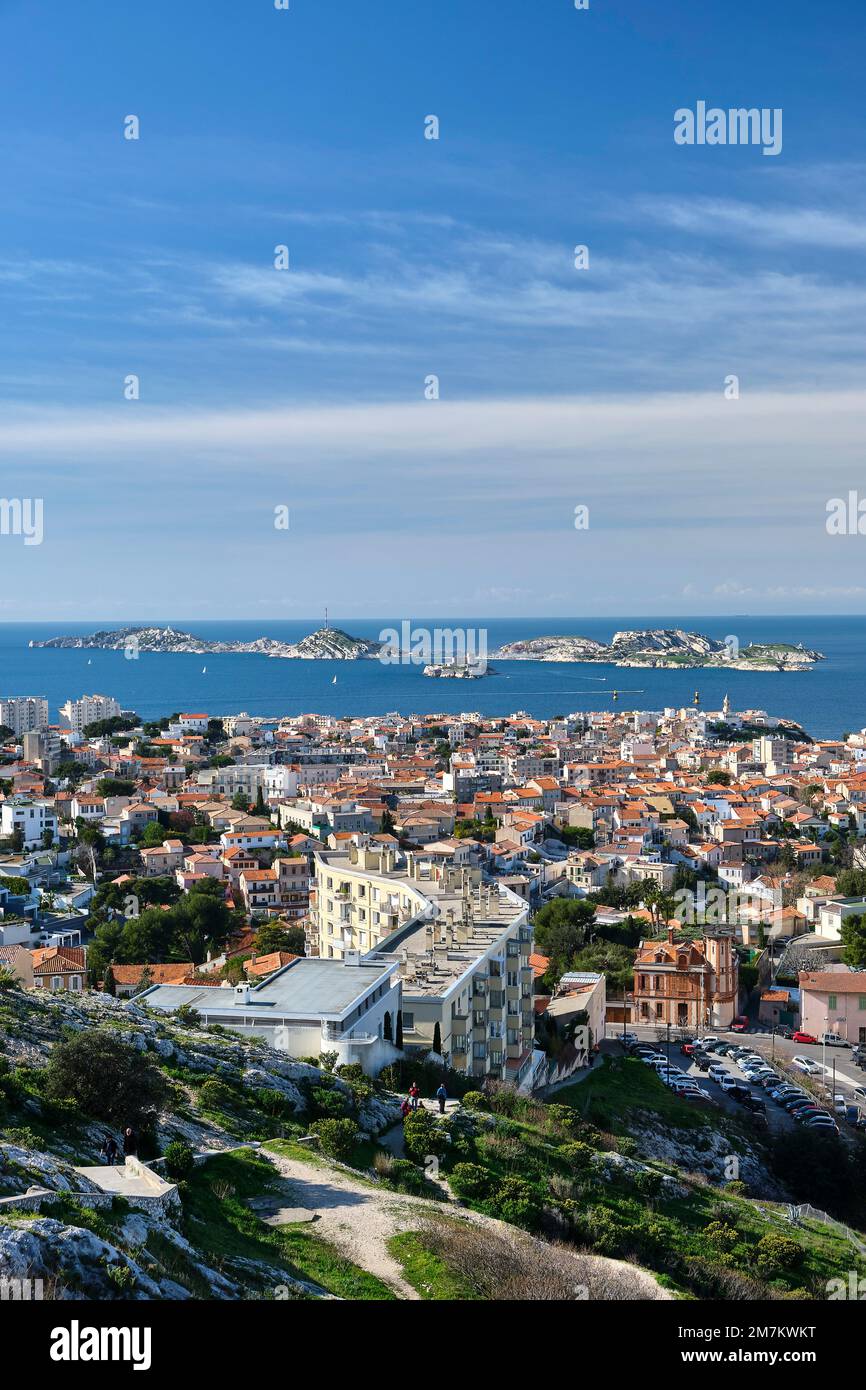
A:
[0,616,864,739]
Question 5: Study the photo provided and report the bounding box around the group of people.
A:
[399,1082,448,1119]
[99,1127,139,1165]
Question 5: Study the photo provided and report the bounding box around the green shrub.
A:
[313,1117,357,1161]
[461,1091,488,1112]
[558,1140,595,1171]
[163,1140,195,1180]
[311,1087,348,1119]
[449,1162,496,1202]
[755,1232,803,1280]
[198,1079,238,1112]
[402,1109,449,1165]
[488,1176,544,1231]
[702,1220,738,1254]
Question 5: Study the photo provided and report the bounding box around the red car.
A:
[731,1016,750,1033]
[680,1042,696,1055]
[791,1030,818,1044]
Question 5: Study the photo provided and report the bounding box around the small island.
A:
[492,629,824,671]
[30,624,384,660]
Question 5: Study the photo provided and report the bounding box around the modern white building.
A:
[0,696,49,736]
[143,954,402,1075]
[59,694,122,738]
[0,797,59,848]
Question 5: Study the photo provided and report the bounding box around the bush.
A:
[487,1176,544,1231]
[198,1079,238,1112]
[388,1159,438,1197]
[163,1140,195,1180]
[43,1032,169,1128]
[402,1108,449,1165]
[558,1141,595,1171]
[311,1087,348,1120]
[449,1162,496,1202]
[175,1004,201,1028]
[702,1220,739,1254]
[755,1232,803,1280]
[461,1091,488,1112]
[313,1118,357,1161]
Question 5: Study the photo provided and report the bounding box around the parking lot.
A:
[614,1024,866,1139]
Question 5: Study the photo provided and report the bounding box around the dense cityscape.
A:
[1,686,866,1311]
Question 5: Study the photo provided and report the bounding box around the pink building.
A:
[799,969,866,1045]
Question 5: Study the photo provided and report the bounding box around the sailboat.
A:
[332,675,338,685]
[202,666,207,674]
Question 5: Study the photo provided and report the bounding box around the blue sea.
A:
[1,616,865,739]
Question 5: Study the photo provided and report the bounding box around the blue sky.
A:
[1,0,865,621]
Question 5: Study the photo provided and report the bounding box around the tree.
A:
[82,715,139,738]
[383,1011,393,1042]
[253,787,269,818]
[103,965,117,997]
[396,1011,404,1049]
[380,809,396,835]
[532,898,597,980]
[841,912,866,968]
[253,923,305,956]
[0,724,15,743]
[432,1021,442,1054]
[139,819,168,848]
[44,1032,170,1127]
[231,791,250,812]
[97,778,136,798]
[705,770,731,786]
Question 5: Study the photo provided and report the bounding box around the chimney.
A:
[667,925,675,945]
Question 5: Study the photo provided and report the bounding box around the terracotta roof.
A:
[110,963,195,986]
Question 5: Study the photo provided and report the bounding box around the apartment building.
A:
[0,796,59,848]
[308,844,535,1085]
[0,696,49,736]
[59,693,121,738]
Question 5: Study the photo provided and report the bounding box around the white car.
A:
[853,1085,866,1100]
[792,1055,823,1075]
[719,1074,749,1093]
[640,1053,666,1065]
[820,1032,849,1048]
[708,1064,728,1083]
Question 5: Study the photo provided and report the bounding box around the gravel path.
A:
[264,1148,669,1301]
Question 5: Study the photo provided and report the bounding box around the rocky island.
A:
[30,624,385,660]
[492,629,824,671]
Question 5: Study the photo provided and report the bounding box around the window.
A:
[402,1012,414,1030]
[859,997,866,1011]
[829,994,837,1010]
[51,976,62,990]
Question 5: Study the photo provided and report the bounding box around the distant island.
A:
[30,625,384,660]
[492,629,825,671]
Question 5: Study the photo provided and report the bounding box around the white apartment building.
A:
[309,845,535,1085]
[59,694,121,738]
[0,696,49,736]
[0,797,59,848]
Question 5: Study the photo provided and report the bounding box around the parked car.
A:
[820,1032,849,1048]
[756,1073,782,1089]
[742,1094,766,1114]
[708,1064,728,1082]
[731,1015,750,1032]
[770,1087,805,1104]
[639,1053,666,1065]
[691,1053,712,1072]
[803,1115,839,1133]
[721,1078,751,1097]
[713,1042,735,1056]
[792,1056,823,1075]
[680,1042,696,1055]
[791,1031,818,1044]
[620,1032,639,1046]
[781,1094,814,1111]
[853,1085,866,1101]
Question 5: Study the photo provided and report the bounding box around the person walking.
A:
[101,1136,120,1164]
[408,1082,420,1111]
[435,1082,447,1115]
[122,1126,138,1158]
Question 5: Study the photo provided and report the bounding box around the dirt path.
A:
[263,1148,670,1302]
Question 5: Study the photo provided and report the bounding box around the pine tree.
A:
[432,1021,442,1054]
[395,1011,404,1049]
[383,1011,393,1042]
[103,965,117,997]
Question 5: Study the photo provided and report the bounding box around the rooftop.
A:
[143,954,395,1021]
